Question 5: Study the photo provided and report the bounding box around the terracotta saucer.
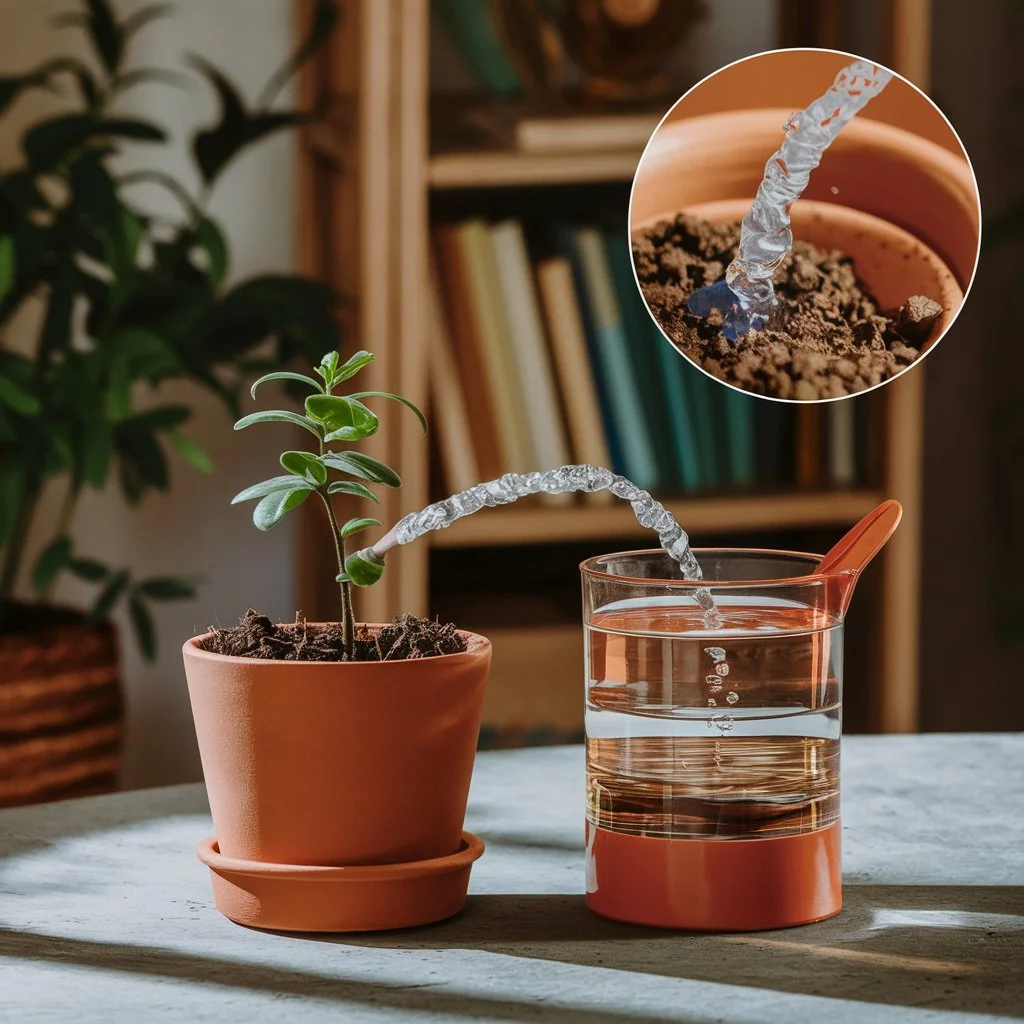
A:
[197,831,485,932]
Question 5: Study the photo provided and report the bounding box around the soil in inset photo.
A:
[633,213,944,400]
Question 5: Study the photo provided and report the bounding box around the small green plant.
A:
[232,350,425,659]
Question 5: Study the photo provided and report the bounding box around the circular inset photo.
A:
[628,48,981,403]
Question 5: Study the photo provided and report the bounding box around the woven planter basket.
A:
[0,607,122,807]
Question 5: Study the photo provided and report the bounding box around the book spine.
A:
[535,257,614,504]
[428,259,480,494]
[459,219,533,473]
[573,227,659,492]
[489,221,572,473]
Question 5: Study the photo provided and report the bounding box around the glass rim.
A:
[579,547,829,588]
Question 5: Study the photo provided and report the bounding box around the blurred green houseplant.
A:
[0,0,339,658]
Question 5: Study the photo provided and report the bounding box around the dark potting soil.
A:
[198,610,468,661]
[632,214,944,400]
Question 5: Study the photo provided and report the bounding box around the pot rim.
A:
[581,547,830,589]
[183,623,491,667]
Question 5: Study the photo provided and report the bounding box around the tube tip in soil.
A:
[686,279,766,341]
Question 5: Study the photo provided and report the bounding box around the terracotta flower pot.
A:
[0,607,122,807]
[183,627,491,868]
[630,109,980,309]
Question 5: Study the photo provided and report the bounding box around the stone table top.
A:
[0,734,1022,1023]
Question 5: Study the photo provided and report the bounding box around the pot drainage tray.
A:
[197,831,484,932]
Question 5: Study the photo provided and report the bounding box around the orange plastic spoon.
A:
[816,499,903,616]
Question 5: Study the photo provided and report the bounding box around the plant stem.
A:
[41,480,81,602]
[0,475,40,618]
[318,490,355,659]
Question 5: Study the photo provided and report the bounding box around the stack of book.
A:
[429,217,861,500]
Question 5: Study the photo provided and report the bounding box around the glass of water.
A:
[581,548,844,931]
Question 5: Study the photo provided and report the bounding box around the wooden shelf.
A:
[428,149,642,189]
[429,489,882,549]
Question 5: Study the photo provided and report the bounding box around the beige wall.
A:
[0,0,300,787]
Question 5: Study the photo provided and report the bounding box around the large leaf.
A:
[195,216,228,287]
[232,475,312,504]
[234,408,322,439]
[83,0,123,74]
[32,535,72,593]
[0,58,86,117]
[128,595,156,660]
[305,394,379,441]
[24,114,166,168]
[280,450,327,486]
[166,429,213,473]
[348,390,427,434]
[0,374,39,416]
[0,235,14,301]
[253,485,313,531]
[323,451,401,487]
[81,419,113,487]
[67,557,108,582]
[90,569,130,622]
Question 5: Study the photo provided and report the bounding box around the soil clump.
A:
[633,213,942,400]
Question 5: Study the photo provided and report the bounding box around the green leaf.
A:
[126,405,190,433]
[316,350,340,382]
[332,350,374,385]
[326,480,380,503]
[348,390,427,434]
[195,216,228,287]
[24,114,166,167]
[253,485,313,531]
[250,371,323,399]
[129,595,156,660]
[280,450,327,486]
[343,547,385,587]
[234,409,322,439]
[32,536,72,593]
[137,576,196,600]
[0,235,14,301]
[304,394,379,441]
[81,420,113,487]
[232,475,311,504]
[166,429,213,473]
[340,516,381,538]
[106,353,132,421]
[68,557,108,582]
[0,375,40,416]
[91,569,129,622]
[83,0,123,73]
[322,451,401,487]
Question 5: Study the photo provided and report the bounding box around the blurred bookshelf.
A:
[294,0,932,737]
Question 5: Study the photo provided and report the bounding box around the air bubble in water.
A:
[715,663,730,677]
[707,698,717,707]
[704,646,727,662]
[726,691,739,705]
[710,714,734,733]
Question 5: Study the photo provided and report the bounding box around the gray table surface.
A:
[0,735,1021,1023]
